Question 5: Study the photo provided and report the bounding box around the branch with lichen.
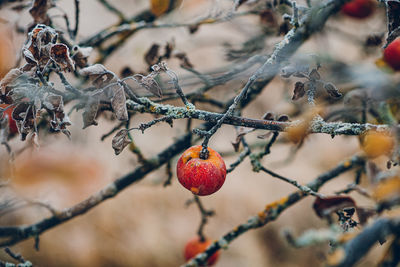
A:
[126,98,390,136]
[181,155,365,267]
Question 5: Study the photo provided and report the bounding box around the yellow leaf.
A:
[360,130,394,158]
[373,176,400,203]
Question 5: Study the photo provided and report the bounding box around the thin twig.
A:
[260,167,324,198]
[227,137,251,173]
[193,195,215,242]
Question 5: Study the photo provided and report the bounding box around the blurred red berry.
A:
[384,38,400,71]
[341,0,375,19]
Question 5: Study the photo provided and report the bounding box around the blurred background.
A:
[0,0,394,266]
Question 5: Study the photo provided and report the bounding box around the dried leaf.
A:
[163,41,174,59]
[277,114,290,122]
[71,45,92,68]
[29,0,52,24]
[50,44,74,72]
[292,81,305,100]
[309,69,320,81]
[43,94,71,134]
[79,64,116,88]
[281,66,296,78]
[231,127,254,152]
[82,96,99,129]
[173,52,194,68]
[12,102,31,121]
[43,94,62,111]
[22,48,37,65]
[110,84,128,121]
[12,103,33,141]
[145,44,160,67]
[292,72,308,78]
[23,25,57,68]
[262,111,275,120]
[112,129,131,155]
[135,74,162,98]
[324,82,342,98]
[0,68,22,95]
[313,196,356,218]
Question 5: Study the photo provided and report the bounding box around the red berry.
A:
[176,145,226,196]
[184,237,220,266]
[341,0,375,19]
[0,104,18,134]
[384,38,400,71]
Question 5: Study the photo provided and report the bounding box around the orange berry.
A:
[184,237,220,266]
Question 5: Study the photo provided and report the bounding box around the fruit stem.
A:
[199,145,209,160]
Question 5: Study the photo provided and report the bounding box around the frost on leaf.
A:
[110,84,128,121]
[12,102,33,140]
[308,69,320,81]
[29,0,53,24]
[0,68,22,95]
[43,94,71,137]
[82,96,100,129]
[135,74,162,98]
[79,64,116,88]
[71,45,93,68]
[324,82,342,98]
[112,129,131,155]
[23,24,57,69]
[50,44,74,72]
[313,196,356,218]
[231,127,254,151]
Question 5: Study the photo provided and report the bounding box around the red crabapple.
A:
[176,145,226,196]
[384,38,400,71]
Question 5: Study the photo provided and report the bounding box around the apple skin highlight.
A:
[177,145,226,196]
